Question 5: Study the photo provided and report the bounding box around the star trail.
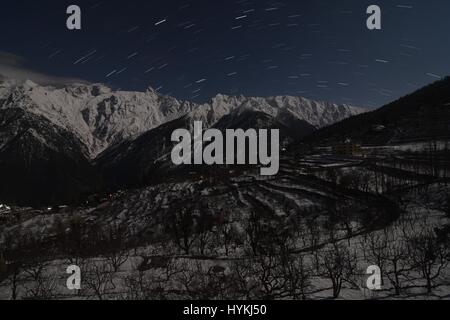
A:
[1,0,450,108]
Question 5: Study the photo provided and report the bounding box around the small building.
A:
[332,141,362,156]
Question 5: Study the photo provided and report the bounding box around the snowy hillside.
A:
[0,79,197,157]
[0,107,100,206]
[0,77,364,157]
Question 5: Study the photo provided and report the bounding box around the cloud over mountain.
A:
[0,51,87,86]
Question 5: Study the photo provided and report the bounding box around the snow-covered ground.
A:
[1,156,448,300]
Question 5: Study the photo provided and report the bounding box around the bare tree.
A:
[245,209,264,256]
[167,208,196,255]
[408,228,449,294]
[204,265,233,300]
[195,212,213,256]
[319,242,358,299]
[254,253,289,300]
[1,233,25,300]
[123,269,149,300]
[361,231,389,287]
[280,253,312,300]
[5,262,22,300]
[232,231,313,300]
[383,233,410,296]
[229,258,259,300]
[216,223,235,256]
[123,256,182,300]
[176,260,209,299]
[22,262,57,300]
[101,223,130,272]
[82,259,116,300]
[306,218,321,274]
[105,250,129,273]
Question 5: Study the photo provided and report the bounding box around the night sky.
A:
[1,0,450,108]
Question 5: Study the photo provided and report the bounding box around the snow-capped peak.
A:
[0,77,364,158]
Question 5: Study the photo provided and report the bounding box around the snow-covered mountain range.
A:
[0,78,364,158]
[0,77,364,205]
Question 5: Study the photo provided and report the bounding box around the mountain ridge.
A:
[302,77,450,146]
[0,76,364,205]
[0,77,365,157]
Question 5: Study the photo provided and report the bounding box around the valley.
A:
[0,77,449,300]
[0,137,449,300]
